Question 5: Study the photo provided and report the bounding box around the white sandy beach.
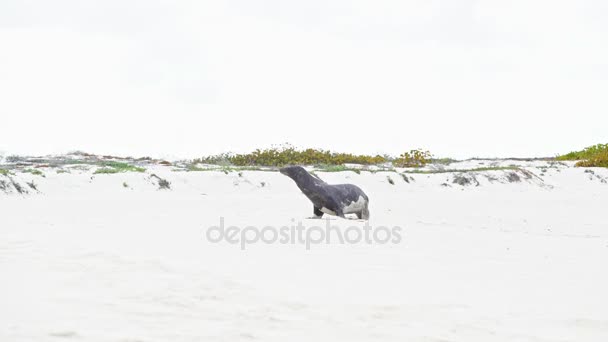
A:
[1,159,607,341]
[3,0,608,340]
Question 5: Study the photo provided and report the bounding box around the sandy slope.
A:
[1,161,607,341]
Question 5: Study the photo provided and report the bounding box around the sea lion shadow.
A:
[305,216,367,222]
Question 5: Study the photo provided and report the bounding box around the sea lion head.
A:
[279,165,308,180]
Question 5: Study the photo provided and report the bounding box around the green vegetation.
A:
[230,146,386,166]
[194,153,233,166]
[186,165,274,173]
[557,143,608,167]
[186,164,232,173]
[190,164,521,176]
[0,169,10,176]
[23,169,44,176]
[315,165,362,174]
[392,149,432,167]
[191,145,438,169]
[577,156,608,168]
[193,145,387,167]
[557,144,608,160]
[406,166,520,174]
[94,168,121,174]
[94,162,145,174]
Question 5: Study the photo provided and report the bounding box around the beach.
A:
[1,159,607,341]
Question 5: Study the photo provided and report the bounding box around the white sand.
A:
[1,161,607,341]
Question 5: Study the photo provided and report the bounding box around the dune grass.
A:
[557,144,608,167]
[94,162,146,174]
[23,169,44,176]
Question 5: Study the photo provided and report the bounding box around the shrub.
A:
[557,144,608,161]
[232,146,385,166]
[558,143,608,167]
[192,145,434,168]
[575,151,608,167]
[393,149,432,168]
[197,144,387,167]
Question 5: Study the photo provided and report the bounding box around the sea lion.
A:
[280,166,370,220]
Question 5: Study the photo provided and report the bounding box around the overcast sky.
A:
[1,1,606,159]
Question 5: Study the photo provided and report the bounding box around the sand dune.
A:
[1,158,607,341]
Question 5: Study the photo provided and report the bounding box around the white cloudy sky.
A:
[1,1,606,159]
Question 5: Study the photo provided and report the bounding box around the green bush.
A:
[23,169,44,176]
[393,150,432,168]
[557,143,608,161]
[94,162,145,174]
[192,145,435,168]
[196,145,387,167]
[575,151,608,167]
[557,144,608,167]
